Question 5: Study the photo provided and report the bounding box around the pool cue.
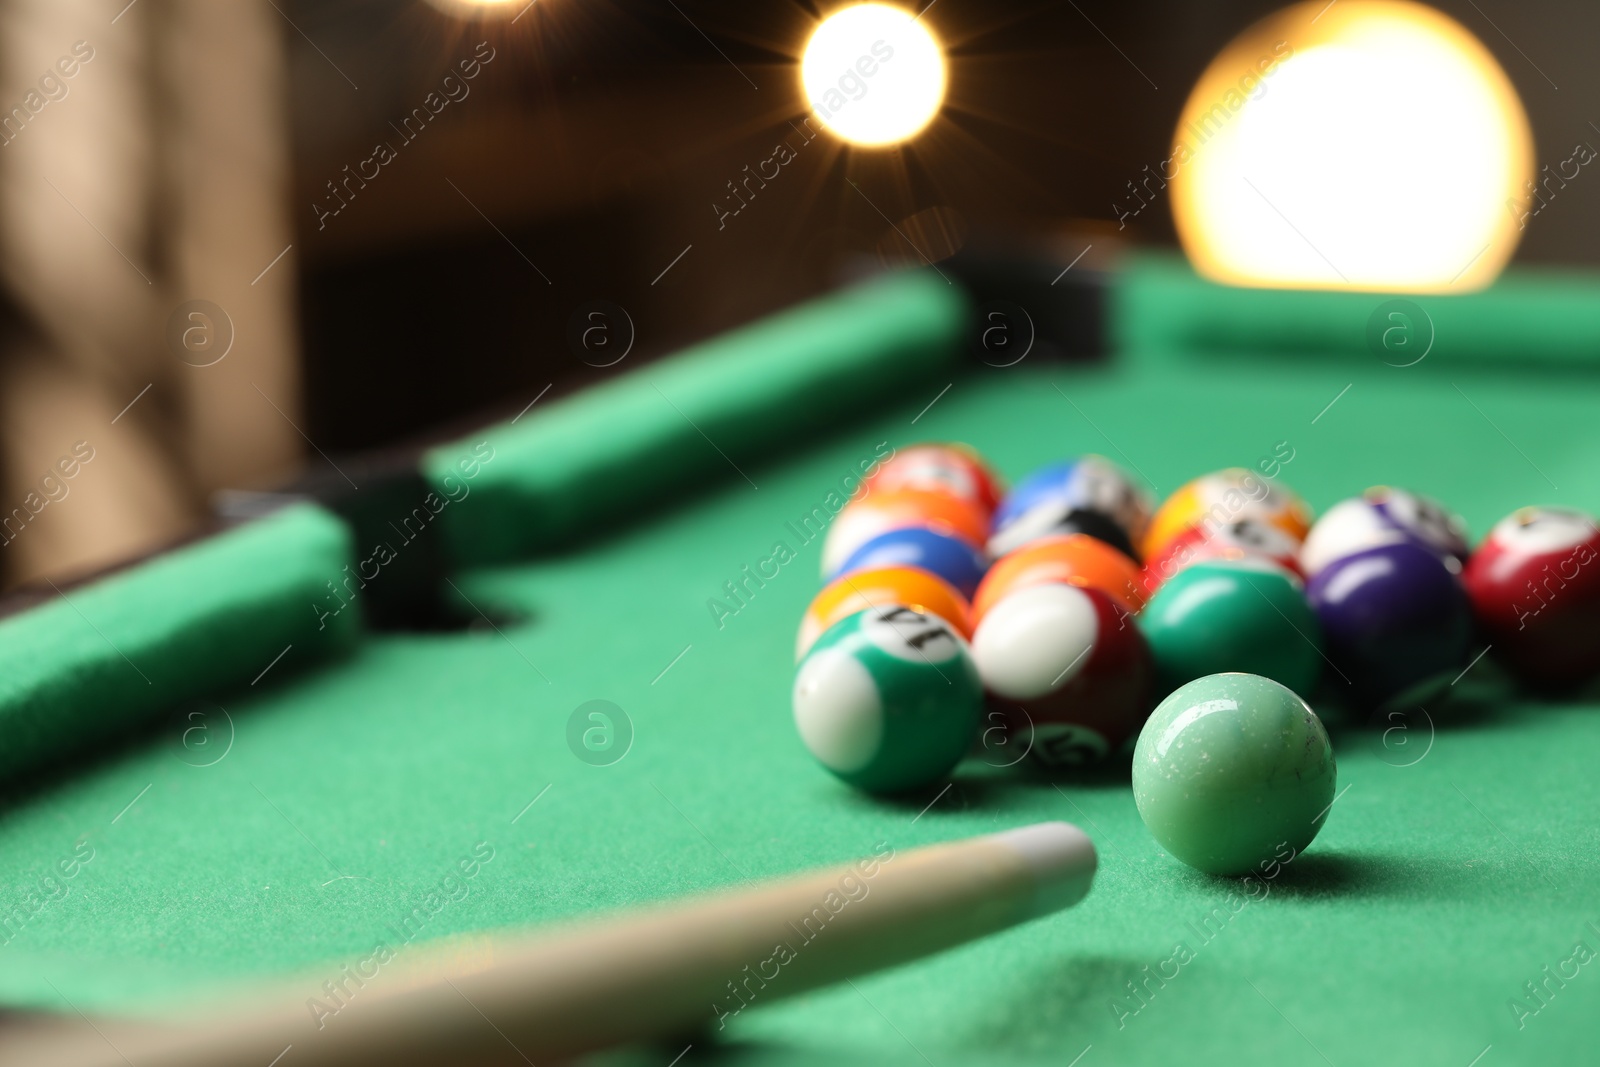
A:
[5,822,1095,1067]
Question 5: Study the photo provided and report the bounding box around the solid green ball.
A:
[1139,558,1321,697]
[793,605,983,794]
[1132,672,1336,876]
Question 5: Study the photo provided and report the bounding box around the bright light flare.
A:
[801,4,946,147]
[425,0,524,17]
[1172,0,1534,293]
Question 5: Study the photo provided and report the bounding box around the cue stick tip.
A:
[985,821,1098,918]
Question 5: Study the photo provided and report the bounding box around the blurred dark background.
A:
[0,0,1593,588]
[291,0,1598,452]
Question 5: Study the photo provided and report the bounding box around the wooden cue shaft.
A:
[10,822,1095,1067]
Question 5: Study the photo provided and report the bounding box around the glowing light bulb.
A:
[1170,0,1533,292]
[426,0,522,16]
[801,4,946,147]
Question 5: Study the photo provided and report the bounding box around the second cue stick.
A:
[15,821,1097,1067]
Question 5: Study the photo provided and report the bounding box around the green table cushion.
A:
[1119,250,1600,369]
[423,270,968,564]
[0,503,359,786]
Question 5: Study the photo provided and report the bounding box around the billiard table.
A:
[3,251,1600,1067]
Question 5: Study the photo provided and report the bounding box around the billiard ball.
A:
[1138,557,1321,697]
[970,582,1153,767]
[832,526,989,599]
[798,565,971,659]
[1462,506,1600,689]
[988,455,1151,560]
[1133,672,1336,876]
[1141,517,1303,595]
[972,534,1144,627]
[820,487,989,577]
[1300,486,1470,577]
[1143,469,1312,563]
[863,443,1003,517]
[793,604,983,794]
[1305,542,1472,713]
[989,504,1140,564]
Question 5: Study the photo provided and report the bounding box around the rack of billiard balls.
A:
[792,444,1600,875]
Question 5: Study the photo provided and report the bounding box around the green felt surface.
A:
[424,270,967,564]
[5,261,1600,1065]
[0,504,359,786]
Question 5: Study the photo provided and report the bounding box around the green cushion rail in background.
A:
[0,503,359,787]
[422,270,969,565]
[1117,250,1600,368]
